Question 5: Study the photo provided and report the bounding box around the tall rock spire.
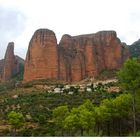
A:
[0,42,24,81]
[24,29,58,82]
[2,42,16,81]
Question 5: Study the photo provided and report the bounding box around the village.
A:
[33,78,119,94]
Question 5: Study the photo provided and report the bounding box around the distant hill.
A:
[128,39,140,58]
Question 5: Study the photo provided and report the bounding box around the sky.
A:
[0,0,140,59]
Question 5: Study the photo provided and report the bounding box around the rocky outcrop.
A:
[24,29,58,82]
[58,34,86,82]
[0,59,4,81]
[0,42,24,81]
[24,29,129,82]
[58,31,129,82]
[2,42,16,81]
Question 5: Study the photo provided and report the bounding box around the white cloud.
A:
[0,0,140,59]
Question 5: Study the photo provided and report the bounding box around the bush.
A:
[0,81,16,92]
[97,70,117,80]
[23,83,33,88]
[19,128,33,136]
[0,129,10,136]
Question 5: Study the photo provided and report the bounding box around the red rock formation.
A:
[0,59,4,81]
[24,29,129,82]
[58,31,129,82]
[0,42,24,81]
[24,29,58,82]
[2,42,16,81]
[14,55,24,75]
[58,34,86,82]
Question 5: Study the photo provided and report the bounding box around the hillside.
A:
[128,39,140,58]
[1,30,140,137]
[0,79,122,136]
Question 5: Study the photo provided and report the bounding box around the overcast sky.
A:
[0,0,140,59]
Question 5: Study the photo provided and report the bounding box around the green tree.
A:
[113,94,132,118]
[8,111,25,136]
[64,108,80,135]
[78,100,95,135]
[64,100,95,136]
[95,94,132,136]
[37,114,47,125]
[117,58,140,135]
[113,94,132,136]
[99,98,114,136]
[53,105,69,135]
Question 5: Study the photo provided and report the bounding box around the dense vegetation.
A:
[128,39,140,58]
[0,58,140,136]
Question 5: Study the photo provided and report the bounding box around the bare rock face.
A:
[24,29,129,82]
[58,31,129,82]
[2,42,16,81]
[24,29,58,82]
[0,42,24,81]
[0,59,4,81]
[58,34,86,82]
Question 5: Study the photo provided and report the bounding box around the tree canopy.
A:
[8,111,25,136]
[118,58,140,92]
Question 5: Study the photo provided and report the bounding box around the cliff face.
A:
[24,29,58,82]
[2,42,16,81]
[0,59,4,81]
[24,29,129,82]
[58,31,129,82]
[0,42,24,81]
[58,34,86,82]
